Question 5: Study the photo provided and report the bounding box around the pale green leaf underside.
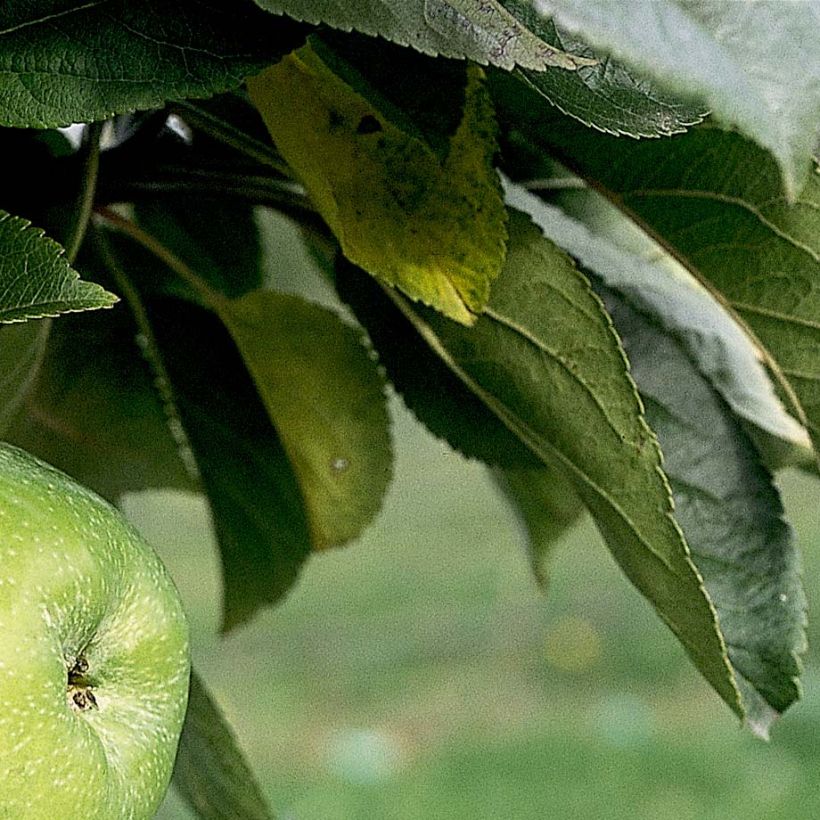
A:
[0,0,304,128]
[384,209,740,715]
[174,670,274,820]
[221,292,393,549]
[501,1,706,137]
[603,288,806,737]
[534,0,820,198]
[0,212,116,322]
[255,0,592,70]
[529,123,820,466]
[249,42,507,324]
[503,181,813,467]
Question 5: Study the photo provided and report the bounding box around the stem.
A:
[170,99,291,177]
[90,225,199,480]
[93,207,224,309]
[63,121,103,263]
[104,167,317,219]
[521,177,587,191]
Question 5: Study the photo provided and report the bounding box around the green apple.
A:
[0,442,190,819]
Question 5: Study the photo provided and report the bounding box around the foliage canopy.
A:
[1,1,819,815]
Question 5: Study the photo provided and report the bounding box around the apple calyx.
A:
[67,655,98,712]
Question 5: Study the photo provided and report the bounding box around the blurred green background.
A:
[133,212,820,819]
[136,402,820,820]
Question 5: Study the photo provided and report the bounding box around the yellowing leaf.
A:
[248,40,507,324]
[221,292,393,549]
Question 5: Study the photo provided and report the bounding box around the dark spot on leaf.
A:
[356,115,383,135]
[328,109,345,131]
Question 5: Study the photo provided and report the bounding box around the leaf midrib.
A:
[392,289,685,579]
[0,1,113,36]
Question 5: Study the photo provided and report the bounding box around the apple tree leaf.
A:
[219,291,393,549]
[248,38,507,325]
[0,211,116,322]
[254,0,592,70]
[506,107,820,467]
[0,0,307,128]
[601,287,806,737]
[339,209,741,715]
[336,256,580,589]
[335,258,538,468]
[498,2,707,137]
[145,297,313,630]
[0,318,49,436]
[174,670,274,820]
[503,180,814,469]
[133,201,265,302]
[111,206,394,552]
[533,0,820,198]
[4,306,195,501]
[493,464,584,589]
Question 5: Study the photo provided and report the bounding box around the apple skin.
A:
[0,443,190,819]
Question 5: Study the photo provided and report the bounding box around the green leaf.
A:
[174,670,274,820]
[220,292,393,549]
[503,180,814,469]
[0,318,49,435]
[602,287,806,737]
[103,209,393,554]
[0,212,116,321]
[499,3,706,137]
[340,209,741,715]
[337,257,578,587]
[4,308,194,499]
[254,0,593,70]
[336,259,538,467]
[259,1,704,136]
[533,0,820,198]
[248,38,507,324]
[508,111,820,466]
[493,464,584,588]
[0,0,306,128]
[145,297,312,630]
[132,200,265,303]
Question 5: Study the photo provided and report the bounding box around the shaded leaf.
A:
[493,464,584,588]
[104,210,393,555]
[503,180,813,469]
[248,38,507,324]
[0,211,115,321]
[5,307,194,499]
[0,0,306,128]
[340,209,740,714]
[254,0,592,70]
[533,0,820,197]
[602,287,806,737]
[174,670,274,820]
[0,318,49,435]
[147,297,312,630]
[132,200,264,302]
[336,259,538,467]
